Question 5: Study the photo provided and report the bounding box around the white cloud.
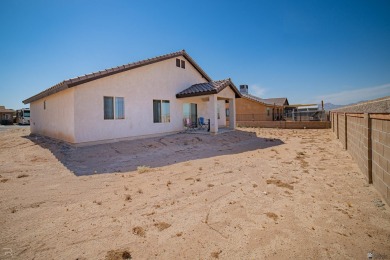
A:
[249,84,267,97]
[317,83,390,105]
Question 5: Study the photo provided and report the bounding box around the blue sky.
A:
[1,0,390,109]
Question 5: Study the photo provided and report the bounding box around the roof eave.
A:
[176,90,218,98]
[23,82,69,104]
[23,50,213,104]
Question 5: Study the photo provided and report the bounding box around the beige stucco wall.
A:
[235,97,277,121]
[178,86,235,128]
[30,88,75,143]
[178,96,209,122]
[216,87,235,126]
[73,56,208,143]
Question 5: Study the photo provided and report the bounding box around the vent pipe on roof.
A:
[239,85,248,94]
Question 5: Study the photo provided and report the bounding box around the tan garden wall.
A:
[331,112,390,205]
[372,118,390,202]
[237,121,330,129]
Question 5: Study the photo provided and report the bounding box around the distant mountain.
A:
[346,100,368,106]
[319,97,388,111]
[320,103,344,110]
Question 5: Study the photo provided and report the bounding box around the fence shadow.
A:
[24,130,284,176]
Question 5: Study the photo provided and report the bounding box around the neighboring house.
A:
[0,106,15,125]
[297,105,319,112]
[23,50,241,145]
[284,104,324,121]
[234,85,288,121]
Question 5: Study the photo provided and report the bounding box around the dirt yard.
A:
[0,127,389,259]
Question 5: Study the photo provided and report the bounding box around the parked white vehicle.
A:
[16,108,30,125]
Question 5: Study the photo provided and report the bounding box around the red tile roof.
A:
[23,50,212,104]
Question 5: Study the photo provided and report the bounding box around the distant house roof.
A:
[241,94,287,107]
[0,106,14,113]
[297,105,319,110]
[176,78,242,98]
[285,104,317,108]
[23,50,212,104]
[241,93,269,105]
[261,97,289,106]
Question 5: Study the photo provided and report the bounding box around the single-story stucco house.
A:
[0,106,15,125]
[23,50,242,145]
[234,85,288,121]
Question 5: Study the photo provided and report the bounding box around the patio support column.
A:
[208,94,218,133]
[229,98,236,129]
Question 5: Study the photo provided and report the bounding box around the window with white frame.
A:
[104,96,125,120]
[153,100,170,123]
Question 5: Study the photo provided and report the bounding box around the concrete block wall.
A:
[371,118,390,204]
[332,113,339,138]
[346,115,370,181]
[237,121,330,129]
[331,112,389,205]
[338,114,346,148]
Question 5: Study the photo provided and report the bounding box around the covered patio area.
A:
[176,79,242,134]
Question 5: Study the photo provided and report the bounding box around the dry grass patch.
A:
[1,179,9,183]
[266,179,294,190]
[125,194,132,201]
[17,174,29,178]
[154,222,171,231]
[295,152,309,168]
[137,165,151,174]
[265,212,279,221]
[211,250,222,258]
[132,226,146,237]
[105,249,132,260]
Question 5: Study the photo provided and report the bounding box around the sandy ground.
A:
[0,127,389,260]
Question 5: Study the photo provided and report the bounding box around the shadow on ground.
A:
[24,130,284,176]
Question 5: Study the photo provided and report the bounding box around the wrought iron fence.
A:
[285,110,328,121]
[236,110,329,122]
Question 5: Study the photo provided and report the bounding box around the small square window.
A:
[181,60,185,69]
[176,58,180,67]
